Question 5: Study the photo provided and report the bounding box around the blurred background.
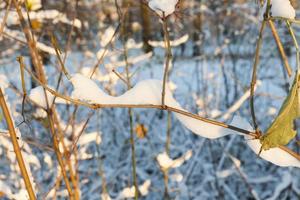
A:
[0,0,300,199]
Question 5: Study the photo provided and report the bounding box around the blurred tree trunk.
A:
[192,1,203,56]
[140,2,153,52]
[291,0,298,8]
[121,0,133,40]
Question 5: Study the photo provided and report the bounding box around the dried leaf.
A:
[260,74,300,150]
[135,124,148,139]
[31,19,42,31]
[0,191,5,197]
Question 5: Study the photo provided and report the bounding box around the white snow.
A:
[261,0,296,19]
[148,0,179,17]
[6,10,81,28]
[126,38,143,49]
[220,82,260,120]
[156,150,192,170]
[28,86,53,108]
[232,117,300,168]
[106,52,153,69]
[148,34,189,48]
[69,75,300,168]
[100,26,115,47]
[77,132,100,146]
[70,74,243,138]
[246,137,300,168]
[0,74,8,90]
[29,86,66,108]
[170,173,183,182]
[266,171,292,200]
[118,180,151,199]
[3,29,57,55]
[101,193,111,200]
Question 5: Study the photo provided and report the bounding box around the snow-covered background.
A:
[0,0,300,199]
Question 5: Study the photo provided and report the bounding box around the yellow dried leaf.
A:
[30,19,42,31]
[260,74,300,150]
[0,191,5,197]
[135,124,148,139]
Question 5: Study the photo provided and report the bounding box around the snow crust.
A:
[70,74,243,139]
[261,0,296,19]
[148,0,178,17]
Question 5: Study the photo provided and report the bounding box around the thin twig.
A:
[89,22,122,78]
[161,13,172,108]
[268,20,292,77]
[121,2,139,198]
[270,17,300,25]
[112,69,129,86]
[0,89,36,200]
[0,0,12,37]
[163,111,171,199]
[12,1,77,197]
[250,20,265,131]
[51,35,71,80]
[286,21,300,70]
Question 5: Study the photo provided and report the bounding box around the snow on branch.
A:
[27,73,300,168]
[148,34,189,48]
[29,86,67,108]
[118,180,151,199]
[70,74,244,139]
[235,116,300,168]
[157,150,192,170]
[261,0,296,19]
[4,9,81,28]
[148,0,179,18]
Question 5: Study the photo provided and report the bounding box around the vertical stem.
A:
[118,1,138,197]
[165,111,171,155]
[47,113,74,199]
[163,111,171,199]
[250,20,266,131]
[268,20,292,77]
[12,1,78,198]
[0,89,36,200]
[0,0,12,37]
[128,108,138,200]
[125,44,139,200]
[162,16,172,108]
[249,0,272,130]
[286,21,300,70]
